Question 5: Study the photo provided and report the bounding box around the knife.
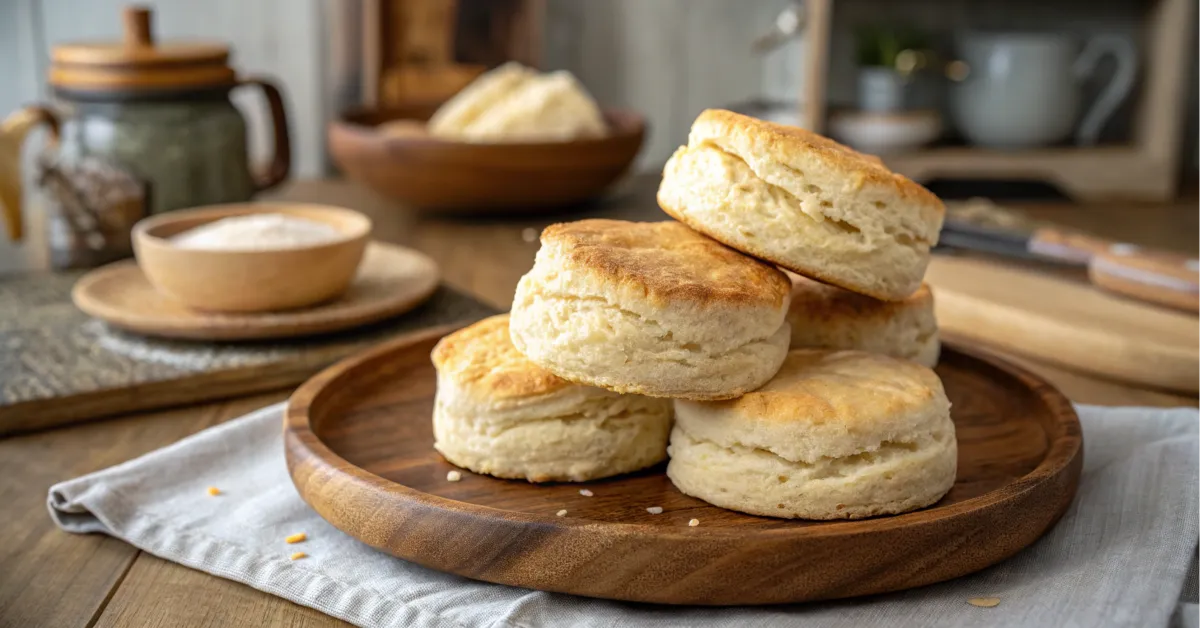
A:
[937,221,1200,313]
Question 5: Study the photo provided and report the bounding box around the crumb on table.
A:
[688,518,700,527]
[646,506,663,515]
[446,470,463,482]
[579,489,594,497]
[968,597,1001,608]
[556,509,568,517]
[285,532,307,544]
[290,552,307,560]
[206,487,220,496]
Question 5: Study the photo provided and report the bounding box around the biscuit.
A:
[509,219,792,400]
[667,349,956,519]
[787,273,940,367]
[427,62,536,136]
[432,314,671,482]
[427,63,607,142]
[463,71,607,142]
[657,109,945,300]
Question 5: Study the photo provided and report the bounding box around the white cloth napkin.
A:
[48,403,1199,628]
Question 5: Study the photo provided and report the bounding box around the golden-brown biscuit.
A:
[658,109,945,300]
[667,349,956,519]
[787,273,939,366]
[509,219,791,400]
[432,314,671,482]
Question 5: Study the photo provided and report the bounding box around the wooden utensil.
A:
[377,0,487,104]
[925,254,1199,393]
[328,105,646,212]
[73,242,439,341]
[285,328,1081,605]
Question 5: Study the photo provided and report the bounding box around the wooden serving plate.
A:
[285,328,1082,606]
[72,242,439,341]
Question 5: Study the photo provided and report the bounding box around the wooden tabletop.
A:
[1,176,1195,627]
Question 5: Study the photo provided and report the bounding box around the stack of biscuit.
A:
[432,109,955,520]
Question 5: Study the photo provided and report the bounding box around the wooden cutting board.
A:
[925,254,1198,394]
[285,327,1082,605]
[0,271,496,436]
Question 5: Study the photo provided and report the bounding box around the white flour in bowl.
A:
[171,213,343,251]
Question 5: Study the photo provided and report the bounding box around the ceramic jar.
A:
[0,6,290,271]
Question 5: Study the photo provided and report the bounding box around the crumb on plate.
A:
[285,533,307,544]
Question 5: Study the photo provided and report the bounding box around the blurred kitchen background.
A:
[1,0,1196,432]
[3,0,1195,180]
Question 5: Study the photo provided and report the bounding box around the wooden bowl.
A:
[132,203,372,313]
[328,104,646,212]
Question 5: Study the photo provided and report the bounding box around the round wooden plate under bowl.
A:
[72,242,439,341]
[285,327,1083,606]
[327,104,646,213]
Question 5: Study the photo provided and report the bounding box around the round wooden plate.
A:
[72,242,439,341]
[285,327,1083,606]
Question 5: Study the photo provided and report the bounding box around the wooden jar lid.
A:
[49,6,236,93]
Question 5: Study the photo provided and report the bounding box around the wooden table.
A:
[1,177,1195,627]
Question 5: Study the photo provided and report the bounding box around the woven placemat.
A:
[0,271,496,435]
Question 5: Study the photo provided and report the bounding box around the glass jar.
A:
[59,92,256,216]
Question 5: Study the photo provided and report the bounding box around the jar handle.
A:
[238,77,291,193]
[0,106,60,241]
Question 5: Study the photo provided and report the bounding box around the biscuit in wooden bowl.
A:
[658,109,944,301]
[787,273,940,367]
[667,349,956,519]
[432,314,671,482]
[510,219,791,400]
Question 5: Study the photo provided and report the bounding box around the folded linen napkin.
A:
[49,403,1198,628]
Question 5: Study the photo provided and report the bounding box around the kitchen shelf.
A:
[799,0,1194,201]
[882,146,1169,202]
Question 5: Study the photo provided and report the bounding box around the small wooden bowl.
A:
[328,104,647,212]
[132,203,372,313]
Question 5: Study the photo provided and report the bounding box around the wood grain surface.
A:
[73,242,439,340]
[926,255,1199,393]
[1,177,1194,627]
[0,391,289,628]
[284,328,1083,605]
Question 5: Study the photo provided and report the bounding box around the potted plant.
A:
[854,25,930,112]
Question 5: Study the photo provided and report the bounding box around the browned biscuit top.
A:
[690,109,944,214]
[786,274,933,326]
[431,314,571,399]
[703,349,944,426]
[540,219,791,309]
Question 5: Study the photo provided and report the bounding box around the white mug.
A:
[950,33,1136,149]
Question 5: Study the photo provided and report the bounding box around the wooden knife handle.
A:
[1028,227,1113,264]
[1088,245,1199,313]
[1031,227,1199,312]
